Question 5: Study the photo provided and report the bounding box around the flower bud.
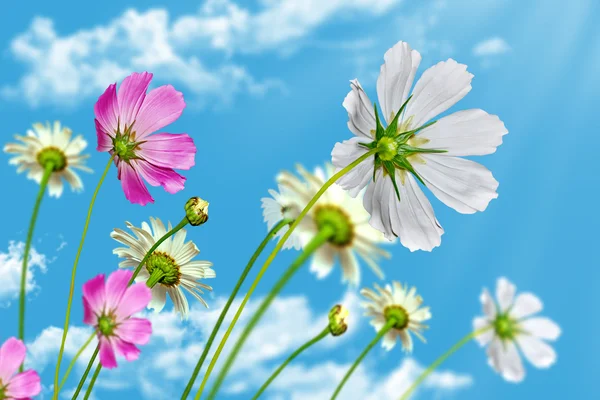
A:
[185,197,209,226]
[328,304,349,336]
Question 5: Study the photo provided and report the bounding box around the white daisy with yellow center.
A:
[262,163,390,285]
[3,121,91,197]
[111,217,215,319]
[361,281,431,352]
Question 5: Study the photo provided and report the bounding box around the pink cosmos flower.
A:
[94,72,196,205]
[0,337,41,400]
[82,270,152,369]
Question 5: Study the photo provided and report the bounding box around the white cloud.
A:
[3,0,406,108]
[473,37,511,56]
[0,241,47,306]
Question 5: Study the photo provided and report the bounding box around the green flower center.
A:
[112,123,140,162]
[97,315,117,336]
[494,314,519,340]
[146,251,181,286]
[384,305,409,330]
[37,147,67,171]
[314,205,354,247]
[377,137,398,161]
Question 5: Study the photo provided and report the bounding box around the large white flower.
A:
[473,277,561,382]
[111,217,215,320]
[262,163,390,285]
[3,121,92,197]
[332,41,508,251]
[361,281,431,352]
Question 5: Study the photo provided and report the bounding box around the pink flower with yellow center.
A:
[82,270,152,369]
[94,72,196,205]
[0,338,41,400]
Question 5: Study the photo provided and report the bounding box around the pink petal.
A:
[82,274,106,317]
[115,282,152,322]
[105,269,134,312]
[134,160,186,194]
[95,119,113,152]
[115,318,152,345]
[117,72,153,130]
[138,133,196,170]
[5,370,41,398]
[82,296,98,326]
[94,83,119,137]
[0,338,26,382]
[112,337,141,362]
[118,162,154,206]
[134,85,186,140]
[98,336,117,369]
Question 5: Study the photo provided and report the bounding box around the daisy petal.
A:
[138,133,196,170]
[105,269,133,311]
[332,137,375,197]
[148,285,168,313]
[0,338,26,382]
[113,337,141,362]
[5,370,41,399]
[343,79,376,138]
[496,277,516,313]
[473,317,494,346]
[82,274,106,317]
[339,248,360,285]
[99,336,117,369]
[376,41,421,123]
[133,159,186,194]
[117,72,153,128]
[516,334,557,368]
[94,83,119,136]
[417,109,508,156]
[118,162,154,206]
[95,119,113,152]
[487,338,525,382]
[511,293,543,320]
[480,288,497,319]
[414,155,499,214]
[115,318,152,345]
[310,247,335,279]
[134,85,186,140]
[115,282,152,322]
[405,59,473,128]
[520,317,561,341]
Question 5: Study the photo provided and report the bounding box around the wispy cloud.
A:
[473,37,511,57]
[0,241,47,307]
[2,0,405,108]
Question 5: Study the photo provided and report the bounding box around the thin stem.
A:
[202,225,336,400]
[71,216,190,399]
[196,148,378,400]
[83,363,102,400]
[330,318,397,400]
[71,347,99,400]
[53,156,113,400]
[58,333,96,392]
[180,218,293,399]
[252,326,330,400]
[398,327,492,400]
[18,161,54,369]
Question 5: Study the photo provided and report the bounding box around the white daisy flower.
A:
[474,277,561,382]
[111,217,215,320]
[3,121,92,197]
[332,41,508,252]
[262,163,390,285]
[361,281,431,352]
[261,184,304,251]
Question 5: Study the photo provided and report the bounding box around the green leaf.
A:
[385,95,413,138]
[396,119,437,143]
[401,145,448,155]
[383,160,401,201]
[373,103,385,141]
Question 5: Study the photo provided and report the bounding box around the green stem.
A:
[83,363,102,400]
[58,333,95,392]
[202,225,336,400]
[196,148,378,400]
[180,218,293,399]
[71,347,99,400]
[398,327,491,400]
[330,318,397,400]
[146,269,166,288]
[252,326,330,400]
[71,216,190,399]
[53,155,113,400]
[18,161,54,368]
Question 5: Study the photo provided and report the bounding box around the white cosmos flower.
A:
[262,163,390,285]
[111,217,215,320]
[3,121,92,197]
[474,277,561,383]
[361,281,431,352]
[332,41,508,251]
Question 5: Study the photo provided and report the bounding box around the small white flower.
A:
[473,277,561,382]
[262,163,390,285]
[332,41,508,252]
[3,121,92,197]
[361,281,431,352]
[111,217,215,320]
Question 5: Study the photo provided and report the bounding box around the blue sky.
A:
[1,0,598,399]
